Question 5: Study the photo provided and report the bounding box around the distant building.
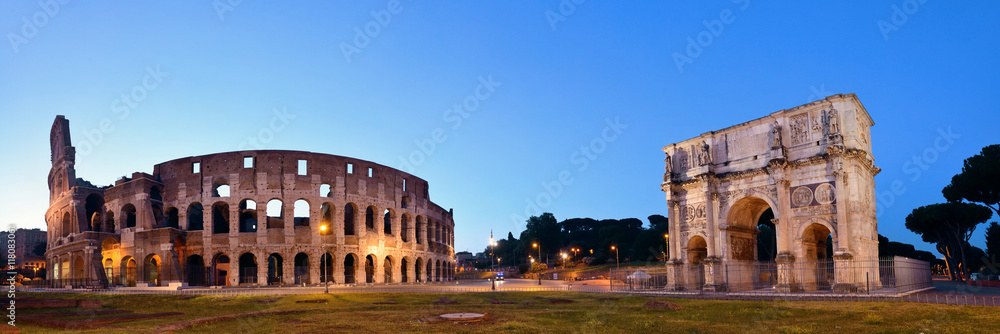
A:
[0,228,47,271]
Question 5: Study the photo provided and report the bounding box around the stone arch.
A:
[85,194,103,232]
[343,253,357,284]
[426,260,433,282]
[239,252,258,285]
[212,202,230,234]
[165,207,180,229]
[365,206,376,231]
[104,210,116,232]
[799,222,835,291]
[383,208,393,235]
[121,256,137,287]
[73,255,85,279]
[401,256,410,282]
[212,179,230,197]
[383,255,394,283]
[121,204,138,228]
[365,254,376,283]
[726,196,776,262]
[144,254,162,286]
[320,252,335,283]
[344,203,357,236]
[294,252,310,284]
[319,183,332,197]
[266,199,283,229]
[187,254,206,286]
[239,199,258,232]
[415,216,424,244]
[61,211,73,237]
[187,203,204,231]
[212,253,230,286]
[401,213,410,242]
[319,202,334,235]
[293,199,310,227]
[267,253,283,285]
[414,257,423,282]
[104,258,113,281]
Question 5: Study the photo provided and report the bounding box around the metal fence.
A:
[609,256,933,295]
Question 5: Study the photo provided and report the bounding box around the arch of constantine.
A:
[661,94,880,292]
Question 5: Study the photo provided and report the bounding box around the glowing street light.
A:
[663,233,670,262]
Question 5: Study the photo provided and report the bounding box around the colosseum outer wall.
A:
[46,116,457,287]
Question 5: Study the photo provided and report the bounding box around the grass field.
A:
[14,291,1000,333]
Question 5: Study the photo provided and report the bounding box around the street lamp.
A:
[490,237,497,291]
[610,245,620,287]
[560,253,567,269]
[663,234,670,262]
[321,252,329,294]
[533,243,542,285]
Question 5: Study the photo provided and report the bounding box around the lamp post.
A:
[321,225,329,293]
[610,245,619,287]
[533,243,542,285]
[560,253,567,269]
[664,234,670,262]
[490,237,497,290]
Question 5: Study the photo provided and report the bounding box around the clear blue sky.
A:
[1,1,997,256]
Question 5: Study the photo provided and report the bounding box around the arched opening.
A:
[213,183,230,197]
[320,252,334,283]
[294,253,309,284]
[320,203,333,235]
[401,214,410,242]
[401,257,409,283]
[61,212,73,237]
[384,256,393,283]
[365,255,375,283]
[294,199,310,227]
[686,236,707,290]
[239,199,258,233]
[150,186,163,201]
[104,258,113,281]
[124,256,137,287]
[365,206,376,231]
[344,204,356,236]
[85,194,103,232]
[435,260,441,282]
[212,202,230,234]
[415,258,423,282]
[239,253,258,285]
[145,254,161,286]
[213,254,230,286]
[266,199,283,229]
[319,183,331,197]
[122,204,137,228]
[187,203,204,231]
[150,187,164,228]
[187,255,206,286]
[756,208,777,262]
[165,207,180,229]
[426,261,433,282]
[384,209,392,235]
[104,211,115,232]
[801,223,834,291]
[73,256,85,279]
[401,196,409,209]
[344,254,356,284]
[267,253,283,285]
[416,216,424,244]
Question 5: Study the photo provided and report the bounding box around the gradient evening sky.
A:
[1,1,997,256]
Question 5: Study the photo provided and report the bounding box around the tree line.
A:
[906,144,999,281]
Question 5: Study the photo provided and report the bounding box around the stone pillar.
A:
[702,257,726,292]
[832,252,856,293]
[282,253,295,285]
[333,251,346,284]
[256,251,267,286]
[665,260,685,291]
[775,252,800,292]
[667,200,680,261]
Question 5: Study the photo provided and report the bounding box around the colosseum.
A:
[44,116,456,287]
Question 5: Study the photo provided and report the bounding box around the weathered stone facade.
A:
[661,94,880,292]
[45,116,456,287]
